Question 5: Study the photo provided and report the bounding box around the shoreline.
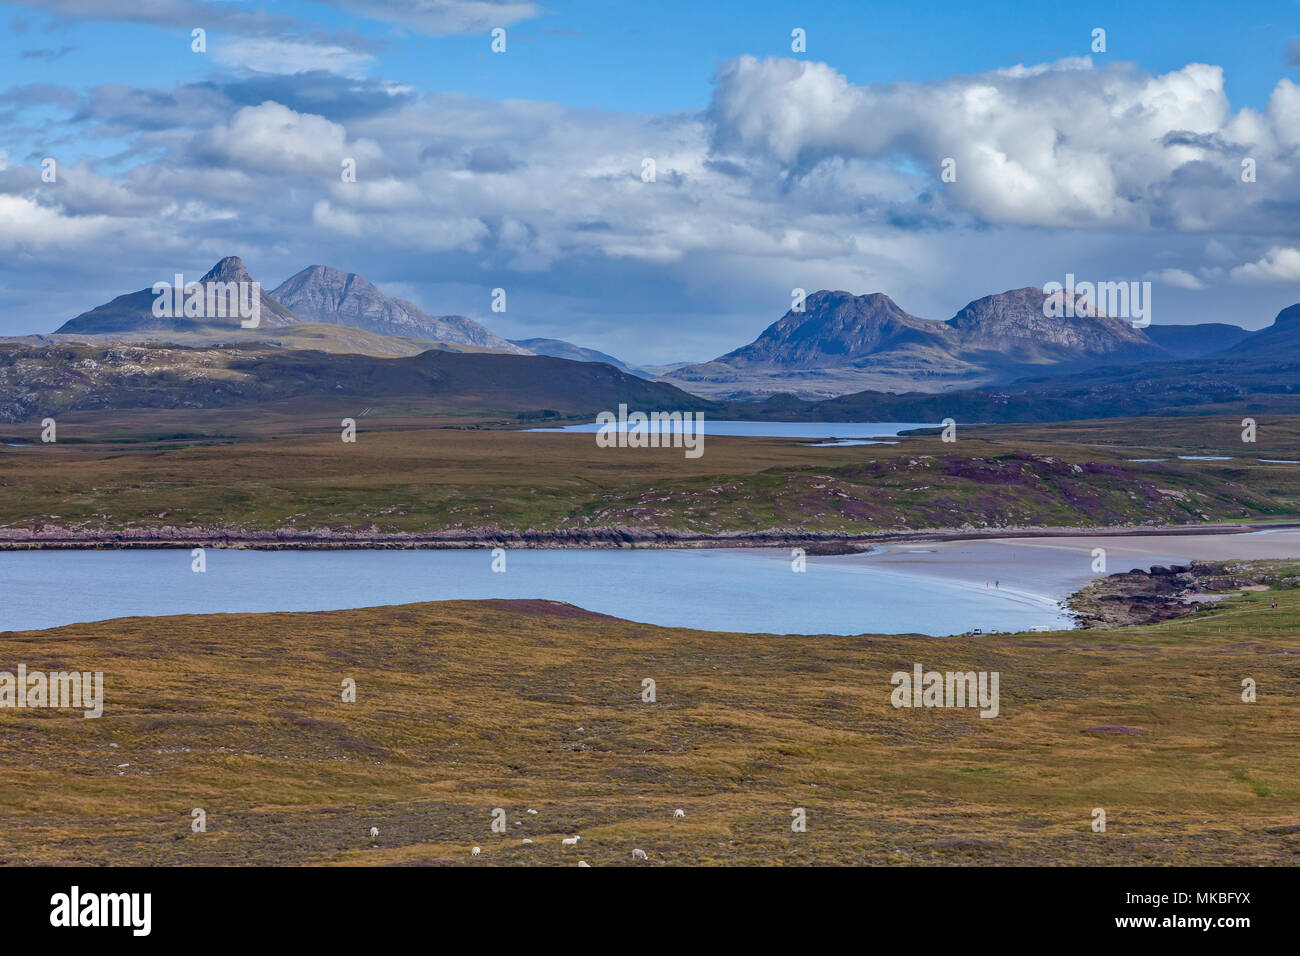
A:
[2,518,1299,551]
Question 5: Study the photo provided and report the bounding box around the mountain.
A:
[0,342,709,424]
[714,292,952,367]
[1216,304,1300,360]
[509,337,650,376]
[1145,322,1252,358]
[57,256,301,334]
[662,287,1165,399]
[729,299,1300,424]
[664,291,971,398]
[271,265,526,354]
[945,287,1157,365]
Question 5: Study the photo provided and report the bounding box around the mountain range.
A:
[33,256,1284,411]
[661,288,1243,399]
[6,295,1299,426]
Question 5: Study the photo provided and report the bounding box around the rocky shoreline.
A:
[1,518,1297,551]
[1066,560,1300,628]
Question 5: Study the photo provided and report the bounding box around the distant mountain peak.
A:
[662,284,1169,400]
[271,265,526,354]
[200,256,254,285]
[56,255,298,334]
[719,290,945,370]
[945,286,1156,358]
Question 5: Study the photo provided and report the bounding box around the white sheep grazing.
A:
[632,848,648,861]
[526,809,538,815]
[561,835,580,846]
[471,846,481,857]
[521,838,534,845]
[577,860,590,867]
[673,808,685,819]
[369,826,379,838]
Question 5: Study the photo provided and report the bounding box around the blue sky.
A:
[7,1,1295,112]
[2,0,1300,362]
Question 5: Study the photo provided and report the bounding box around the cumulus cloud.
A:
[200,101,385,176]
[706,55,1300,232]
[1146,268,1206,290]
[0,194,115,248]
[1230,247,1300,282]
[3,53,1300,354]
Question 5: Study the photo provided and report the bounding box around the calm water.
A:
[526,420,937,438]
[4,531,1293,637]
[1,546,1068,636]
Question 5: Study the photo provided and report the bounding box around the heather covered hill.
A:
[3,584,1300,864]
[0,342,709,424]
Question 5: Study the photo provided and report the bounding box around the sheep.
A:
[521,838,534,845]
[471,846,481,857]
[673,809,685,819]
[369,826,379,838]
[561,835,580,846]
[526,809,538,815]
[577,860,590,867]
[632,848,648,861]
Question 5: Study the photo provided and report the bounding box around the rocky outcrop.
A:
[271,265,526,353]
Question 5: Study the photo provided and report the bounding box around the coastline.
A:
[2,518,1298,551]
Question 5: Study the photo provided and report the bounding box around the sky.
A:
[2,0,1300,363]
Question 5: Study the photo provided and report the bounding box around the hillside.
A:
[1145,322,1253,358]
[0,342,707,424]
[2,324,510,359]
[509,337,646,375]
[3,585,1299,865]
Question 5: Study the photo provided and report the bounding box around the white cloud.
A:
[1229,247,1300,283]
[214,37,375,77]
[4,53,1300,349]
[1146,268,1206,290]
[202,102,385,176]
[0,195,115,248]
[706,56,1273,230]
